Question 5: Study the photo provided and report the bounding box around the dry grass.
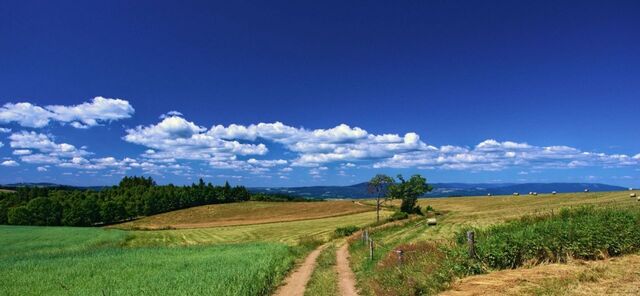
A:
[115,200,373,230]
[376,191,639,241]
[0,189,14,193]
[440,254,640,296]
[125,210,392,247]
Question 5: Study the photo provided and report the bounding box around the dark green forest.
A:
[0,176,305,226]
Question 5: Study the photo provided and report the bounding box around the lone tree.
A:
[368,174,395,223]
[389,174,432,214]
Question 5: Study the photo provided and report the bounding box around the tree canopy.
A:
[388,174,432,214]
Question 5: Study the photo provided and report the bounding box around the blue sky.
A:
[1,0,639,187]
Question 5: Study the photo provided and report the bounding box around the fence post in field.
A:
[369,239,374,260]
[395,249,404,266]
[467,230,476,258]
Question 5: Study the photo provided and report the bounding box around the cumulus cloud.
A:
[0,127,11,133]
[1,160,19,167]
[124,116,269,171]
[0,97,134,128]
[373,139,640,171]
[123,115,640,176]
[9,131,90,160]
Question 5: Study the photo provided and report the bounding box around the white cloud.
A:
[0,127,11,133]
[1,160,19,167]
[0,97,134,128]
[37,166,48,172]
[13,149,32,155]
[373,139,640,170]
[9,131,89,158]
[0,141,3,148]
[124,115,640,177]
[124,116,269,171]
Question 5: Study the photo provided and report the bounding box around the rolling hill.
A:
[250,182,626,198]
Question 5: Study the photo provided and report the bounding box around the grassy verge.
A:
[305,243,339,296]
[0,226,309,296]
[350,205,640,295]
[463,206,640,268]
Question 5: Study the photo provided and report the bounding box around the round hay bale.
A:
[584,189,590,192]
[513,192,519,196]
[631,193,637,198]
[533,192,538,196]
[487,193,492,196]
[552,191,557,195]
[426,218,437,226]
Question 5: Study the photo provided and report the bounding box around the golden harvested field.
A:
[116,200,373,230]
[441,254,640,296]
[126,210,392,247]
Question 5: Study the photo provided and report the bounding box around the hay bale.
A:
[552,191,557,195]
[631,193,637,198]
[426,218,437,226]
[513,192,520,196]
[487,193,492,196]
[637,196,640,202]
[533,192,538,196]
[629,188,634,191]
[584,189,590,192]
[528,192,533,195]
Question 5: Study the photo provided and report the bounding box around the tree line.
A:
[0,176,302,227]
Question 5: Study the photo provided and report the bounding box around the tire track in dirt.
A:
[336,242,359,296]
[274,244,327,296]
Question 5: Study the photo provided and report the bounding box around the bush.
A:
[334,226,359,237]
[386,211,409,222]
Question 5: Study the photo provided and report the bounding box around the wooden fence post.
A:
[467,230,476,258]
[369,239,374,260]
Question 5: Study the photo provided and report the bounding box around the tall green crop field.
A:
[0,226,297,296]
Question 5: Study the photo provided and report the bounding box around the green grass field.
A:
[0,205,390,295]
[0,226,297,296]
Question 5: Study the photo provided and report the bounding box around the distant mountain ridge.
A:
[250,182,626,198]
[1,181,627,198]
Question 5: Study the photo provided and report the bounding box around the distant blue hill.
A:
[249,182,626,198]
[1,181,626,198]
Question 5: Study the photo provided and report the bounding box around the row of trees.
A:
[368,174,433,222]
[0,176,257,226]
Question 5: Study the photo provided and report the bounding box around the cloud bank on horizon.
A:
[0,97,639,185]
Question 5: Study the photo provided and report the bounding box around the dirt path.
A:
[336,242,359,296]
[274,244,327,296]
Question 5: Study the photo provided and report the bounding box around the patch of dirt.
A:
[440,255,640,296]
[275,244,327,296]
[336,242,359,296]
